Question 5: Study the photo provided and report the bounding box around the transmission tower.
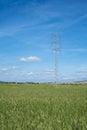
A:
[53,34,60,86]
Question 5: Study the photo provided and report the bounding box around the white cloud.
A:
[59,70,87,82]
[21,71,34,76]
[77,69,87,75]
[19,71,40,81]
[11,66,18,69]
[0,66,18,74]
[0,68,9,73]
[20,56,41,62]
[44,68,54,75]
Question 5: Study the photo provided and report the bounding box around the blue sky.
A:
[0,0,87,82]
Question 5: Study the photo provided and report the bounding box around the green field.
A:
[0,83,87,130]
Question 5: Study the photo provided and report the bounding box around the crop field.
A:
[0,83,87,130]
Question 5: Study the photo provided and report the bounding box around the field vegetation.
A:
[0,83,87,130]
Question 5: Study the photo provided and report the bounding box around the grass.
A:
[0,83,87,130]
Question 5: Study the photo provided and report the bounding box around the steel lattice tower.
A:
[53,34,60,86]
